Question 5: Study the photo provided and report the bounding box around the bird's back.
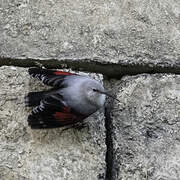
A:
[60,75,101,115]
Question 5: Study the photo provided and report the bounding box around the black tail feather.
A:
[25,91,45,107]
[28,68,57,76]
[27,114,69,129]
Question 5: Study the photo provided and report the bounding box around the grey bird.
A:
[25,68,114,129]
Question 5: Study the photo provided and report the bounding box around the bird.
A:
[25,67,111,129]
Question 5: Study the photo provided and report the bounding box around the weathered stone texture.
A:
[106,74,180,180]
[1,0,180,179]
[0,66,106,180]
[0,0,180,66]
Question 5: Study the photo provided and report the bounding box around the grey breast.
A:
[59,75,99,115]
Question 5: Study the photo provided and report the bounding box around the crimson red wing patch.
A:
[53,112,77,123]
[54,71,75,76]
[53,106,82,124]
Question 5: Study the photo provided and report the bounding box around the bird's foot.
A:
[73,122,88,130]
[61,122,88,132]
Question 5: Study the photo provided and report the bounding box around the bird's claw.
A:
[61,122,88,132]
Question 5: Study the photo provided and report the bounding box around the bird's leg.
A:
[73,121,88,130]
[61,121,88,132]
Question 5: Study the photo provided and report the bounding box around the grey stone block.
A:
[0,0,180,67]
[0,66,106,180]
[106,74,180,180]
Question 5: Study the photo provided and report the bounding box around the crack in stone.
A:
[0,57,180,79]
[104,97,119,180]
[104,105,114,180]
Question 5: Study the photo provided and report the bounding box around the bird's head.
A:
[84,81,106,107]
[84,80,120,108]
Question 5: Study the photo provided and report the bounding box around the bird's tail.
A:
[25,91,45,107]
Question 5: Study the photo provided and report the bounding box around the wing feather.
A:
[27,92,85,129]
[28,68,76,87]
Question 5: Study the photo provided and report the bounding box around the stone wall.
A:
[0,0,180,179]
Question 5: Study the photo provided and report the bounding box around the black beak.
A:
[96,90,120,103]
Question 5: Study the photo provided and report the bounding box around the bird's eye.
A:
[92,88,97,92]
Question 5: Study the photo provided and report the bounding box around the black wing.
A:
[27,92,86,129]
[28,68,76,87]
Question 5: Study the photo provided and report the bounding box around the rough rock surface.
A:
[0,66,106,180]
[0,0,180,66]
[106,74,180,180]
[1,0,180,179]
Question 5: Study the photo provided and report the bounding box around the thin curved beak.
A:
[96,90,120,103]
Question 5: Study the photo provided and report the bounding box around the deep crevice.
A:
[105,105,114,180]
[104,98,119,180]
[0,57,180,79]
